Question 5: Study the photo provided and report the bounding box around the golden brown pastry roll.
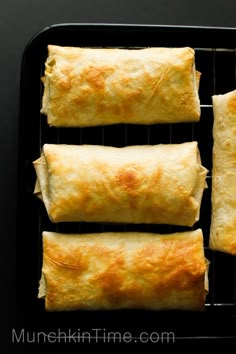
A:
[39,229,207,311]
[33,142,207,226]
[210,90,236,254]
[41,45,200,127]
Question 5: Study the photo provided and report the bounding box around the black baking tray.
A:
[17,24,236,344]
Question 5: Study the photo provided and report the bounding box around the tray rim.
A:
[22,22,236,55]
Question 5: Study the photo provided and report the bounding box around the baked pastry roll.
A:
[41,45,201,127]
[210,90,236,254]
[39,229,207,311]
[33,142,207,226]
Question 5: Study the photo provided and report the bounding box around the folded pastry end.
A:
[38,273,46,299]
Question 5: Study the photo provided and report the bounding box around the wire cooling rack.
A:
[17,24,236,341]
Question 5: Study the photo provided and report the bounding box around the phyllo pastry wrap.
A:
[33,142,207,226]
[41,45,201,127]
[210,90,236,254]
[39,229,207,311]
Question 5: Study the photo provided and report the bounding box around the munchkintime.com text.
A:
[12,328,175,344]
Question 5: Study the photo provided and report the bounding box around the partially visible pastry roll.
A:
[33,142,207,226]
[210,90,236,254]
[39,229,207,311]
[41,45,200,127]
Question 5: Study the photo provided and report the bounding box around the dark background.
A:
[1,0,236,349]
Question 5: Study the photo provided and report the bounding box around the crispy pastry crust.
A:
[39,229,207,311]
[41,45,200,127]
[210,90,236,254]
[33,142,207,226]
